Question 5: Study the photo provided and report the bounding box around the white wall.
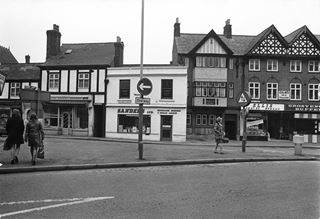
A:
[91,70,97,92]
[98,69,105,92]
[41,70,47,91]
[69,70,77,92]
[60,70,68,92]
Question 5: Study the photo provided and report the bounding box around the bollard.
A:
[293,135,304,155]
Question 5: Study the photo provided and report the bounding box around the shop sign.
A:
[157,109,181,115]
[278,90,290,100]
[117,108,153,114]
[285,104,320,112]
[50,95,88,101]
[246,119,264,128]
[246,103,284,111]
[135,97,150,104]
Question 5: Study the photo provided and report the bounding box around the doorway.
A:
[160,115,172,141]
[94,105,104,137]
[61,111,72,135]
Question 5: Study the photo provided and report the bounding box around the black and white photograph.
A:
[0,0,320,218]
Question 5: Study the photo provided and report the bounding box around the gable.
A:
[288,34,320,56]
[196,38,226,54]
[251,33,287,55]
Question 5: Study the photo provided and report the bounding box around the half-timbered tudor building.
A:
[172,19,320,143]
[39,24,124,137]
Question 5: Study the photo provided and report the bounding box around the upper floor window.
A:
[290,60,302,72]
[10,82,20,97]
[78,73,89,89]
[119,79,130,99]
[267,83,278,100]
[249,59,260,71]
[184,57,189,67]
[290,83,302,100]
[248,82,260,99]
[194,82,226,98]
[229,58,233,69]
[308,61,320,72]
[228,83,234,98]
[196,114,201,125]
[267,60,278,72]
[49,73,59,89]
[186,114,191,125]
[196,56,226,68]
[208,114,215,126]
[161,79,173,99]
[308,84,319,101]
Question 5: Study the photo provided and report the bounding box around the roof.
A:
[0,46,18,64]
[43,42,120,66]
[0,64,40,80]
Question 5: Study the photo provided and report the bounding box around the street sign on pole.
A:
[135,97,150,104]
[236,91,251,107]
[137,78,152,96]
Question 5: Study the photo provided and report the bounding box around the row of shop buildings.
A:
[0,20,319,143]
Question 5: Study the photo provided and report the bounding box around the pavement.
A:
[0,135,319,174]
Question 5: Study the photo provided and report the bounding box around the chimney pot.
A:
[53,24,59,31]
[25,55,30,64]
[174,17,180,37]
[117,36,121,43]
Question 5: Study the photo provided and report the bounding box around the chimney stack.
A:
[174,17,180,37]
[46,24,61,59]
[117,36,121,43]
[223,19,232,39]
[25,55,30,64]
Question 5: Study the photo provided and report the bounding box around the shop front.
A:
[105,106,186,142]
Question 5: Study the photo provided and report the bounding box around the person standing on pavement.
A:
[5,109,25,164]
[25,113,44,165]
[214,117,225,154]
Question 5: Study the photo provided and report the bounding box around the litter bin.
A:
[293,135,304,155]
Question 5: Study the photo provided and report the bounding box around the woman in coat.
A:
[214,117,225,154]
[25,113,44,165]
[6,109,25,164]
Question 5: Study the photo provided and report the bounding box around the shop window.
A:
[308,84,319,101]
[77,106,88,129]
[10,82,20,97]
[49,73,59,89]
[290,60,302,72]
[308,61,320,72]
[228,83,234,98]
[78,73,89,89]
[43,105,59,127]
[161,79,173,99]
[186,114,191,125]
[248,82,260,99]
[119,79,130,99]
[267,83,278,100]
[290,83,301,100]
[267,60,278,72]
[118,115,150,134]
[249,59,260,71]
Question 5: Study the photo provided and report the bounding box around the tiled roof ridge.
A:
[62,42,117,46]
[180,32,257,37]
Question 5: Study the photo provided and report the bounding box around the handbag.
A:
[3,138,12,151]
[37,144,45,159]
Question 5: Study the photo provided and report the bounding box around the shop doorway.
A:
[160,115,172,141]
[61,111,72,135]
[224,114,237,140]
[94,105,104,137]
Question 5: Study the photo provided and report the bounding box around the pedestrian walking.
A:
[5,109,25,164]
[25,113,44,165]
[214,117,225,154]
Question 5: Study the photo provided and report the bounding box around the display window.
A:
[118,115,151,134]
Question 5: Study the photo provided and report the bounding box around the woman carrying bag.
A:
[25,113,44,165]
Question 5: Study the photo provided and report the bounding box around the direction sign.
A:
[135,97,150,104]
[236,91,251,107]
[137,78,152,96]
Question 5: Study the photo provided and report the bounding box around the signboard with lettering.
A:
[246,103,285,111]
[285,104,320,112]
[278,90,290,100]
[135,97,150,104]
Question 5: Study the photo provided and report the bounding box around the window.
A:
[194,81,226,98]
[228,83,234,98]
[184,57,189,66]
[118,115,150,134]
[229,58,233,69]
[249,59,260,71]
[290,60,302,72]
[267,83,278,100]
[119,80,130,99]
[308,84,319,101]
[202,114,207,125]
[248,82,260,99]
[10,82,20,97]
[267,60,278,72]
[161,79,173,99]
[196,114,201,125]
[196,56,227,68]
[209,114,215,126]
[290,83,302,100]
[78,73,89,89]
[49,73,59,89]
[308,61,320,72]
[186,114,191,125]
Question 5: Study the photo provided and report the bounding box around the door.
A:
[94,105,104,137]
[160,115,172,141]
[62,111,72,135]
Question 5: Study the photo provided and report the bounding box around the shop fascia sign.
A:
[117,108,153,114]
[285,104,320,112]
[50,95,90,101]
[246,103,285,111]
[278,90,290,100]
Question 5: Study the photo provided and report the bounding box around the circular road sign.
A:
[137,78,153,96]
[236,91,251,107]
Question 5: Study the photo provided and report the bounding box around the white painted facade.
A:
[106,66,188,142]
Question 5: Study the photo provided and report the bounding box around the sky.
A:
[1,0,320,64]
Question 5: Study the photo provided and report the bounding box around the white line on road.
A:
[0,196,114,218]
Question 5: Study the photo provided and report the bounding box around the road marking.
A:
[0,196,114,218]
